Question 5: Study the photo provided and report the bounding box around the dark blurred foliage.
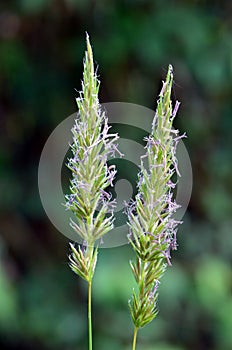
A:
[0,0,232,349]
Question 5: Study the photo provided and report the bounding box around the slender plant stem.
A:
[132,327,138,350]
[88,281,92,350]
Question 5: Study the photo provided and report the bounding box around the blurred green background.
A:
[0,0,232,349]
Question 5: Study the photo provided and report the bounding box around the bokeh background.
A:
[0,0,232,349]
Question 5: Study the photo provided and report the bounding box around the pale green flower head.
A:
[65,34,120,282]
[127,65,185,328]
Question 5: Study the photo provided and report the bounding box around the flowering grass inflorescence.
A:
[65,34,119,281]
[65,34,119,350]
[127,65,184,349]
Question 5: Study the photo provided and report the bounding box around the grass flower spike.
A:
[127,65,184,349]
[65,33,119,350]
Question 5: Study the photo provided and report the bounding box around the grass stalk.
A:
[88,281,92,350]
[132,327,138,350]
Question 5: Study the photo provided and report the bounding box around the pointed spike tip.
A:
[85,32,92,57]
[85,31,90,49]
[167,64,173,82]
[168,64,173,74]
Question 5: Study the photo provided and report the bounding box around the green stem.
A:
[132,327,138,350]
[88,281,92,350]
